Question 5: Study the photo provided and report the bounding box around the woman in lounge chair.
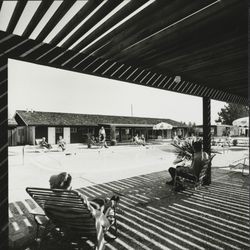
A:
[57,136,66,151]
[40,137,52,149]
[166,141,209,191]
[49,172,119,228]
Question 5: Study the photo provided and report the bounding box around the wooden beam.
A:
[61,0,122,49]
[73,0,146,52]
[22,0,54,38]
[112,0,243,62]
[6,0,28,33]
[36,0,77,42]
[115,1,246,64]
[0,56,7,250]
[98,0,212,58]
[50,0,103,46]
[82,0,167,55]
[0,1,3,13]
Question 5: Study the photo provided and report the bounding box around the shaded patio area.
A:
[9,167,249,250]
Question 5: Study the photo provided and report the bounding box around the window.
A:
[70,127,77,133]
[56,127,63,133]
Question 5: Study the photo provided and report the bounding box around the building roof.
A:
[195,124,234,128]
[15,110,184,127]
[8,118,18,127]
[232,117,249,127]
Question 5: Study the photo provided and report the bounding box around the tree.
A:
[187,122,196,136]
[216,103,249,125]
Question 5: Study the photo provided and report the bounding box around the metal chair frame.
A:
[26,187,118,250]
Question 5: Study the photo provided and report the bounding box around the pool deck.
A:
[8,144,249,249]
[9,171,250,249]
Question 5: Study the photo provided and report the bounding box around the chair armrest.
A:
[30,206,45,216]
[89,201,101,210]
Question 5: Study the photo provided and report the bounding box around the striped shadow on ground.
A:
[9,169,250,250]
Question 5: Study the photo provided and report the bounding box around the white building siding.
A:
[63,127,70,144]
[48,127,55,144]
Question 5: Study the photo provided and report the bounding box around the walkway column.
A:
[203,97,211,185]
[110,125,117,145]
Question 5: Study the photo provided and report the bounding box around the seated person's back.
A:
[190,150,209,178]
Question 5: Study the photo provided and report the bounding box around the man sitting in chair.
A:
[49,172,119,228]
[166,141,209,191]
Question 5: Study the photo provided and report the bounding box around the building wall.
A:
[35,126,48,140]
[8,128,17,146]
[48,127,55,144]
[63,127,70,144]
[16,126,26,145]
[27,126,35,145]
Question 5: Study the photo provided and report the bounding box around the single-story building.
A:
[12,110,187,146]
[232,117,249,136]
[195,123,235,137]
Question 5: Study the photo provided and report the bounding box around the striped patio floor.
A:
[9,169,250,250]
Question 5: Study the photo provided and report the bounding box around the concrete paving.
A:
[9,143,248,203]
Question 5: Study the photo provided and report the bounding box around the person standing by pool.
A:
[99,126,108,148]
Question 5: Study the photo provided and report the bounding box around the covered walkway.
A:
[0,1,248,248]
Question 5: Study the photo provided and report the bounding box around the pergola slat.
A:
[20,43,50,60]
[61,53,85,68]
[99,0,212,59]
[83,0,166,55]
[110,64,124,77]
[50,0,103,46]
[94,60,116,75]
[73,0,147,52]
[72,54,94,69]
[133,70,145,82]
[145,73,157,85]
[126,68,139,81]
[0,1,3,13]
[61,0,123,50]
[81,58,101,71]
[22,0,54,38]
[102,62,117,75]
[114,0,238,61]
[49,50,76,65]
[6,0,28,34]
[36,0,77,42]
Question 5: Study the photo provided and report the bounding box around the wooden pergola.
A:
[0,0,248,247]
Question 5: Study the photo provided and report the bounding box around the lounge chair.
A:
[26,187,118,250]
[229,155,249,176]
[173,154,215,194]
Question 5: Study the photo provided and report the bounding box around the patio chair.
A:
[173,154,215,193]
[26,187,118,250]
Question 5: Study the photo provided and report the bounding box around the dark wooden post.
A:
[203,97,211,185]
[0,57,8,249]
[110,125,117,145]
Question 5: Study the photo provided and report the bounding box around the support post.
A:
[203,97,211,185]
[110,125,117,145]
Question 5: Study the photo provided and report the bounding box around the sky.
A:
[8,59,226,125]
